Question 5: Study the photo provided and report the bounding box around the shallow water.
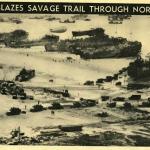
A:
[0,15,149,56]
[0,48,132,84]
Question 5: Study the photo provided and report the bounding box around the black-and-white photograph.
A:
[0,13,149,146]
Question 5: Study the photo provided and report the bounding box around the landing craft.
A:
[50,27,67,33]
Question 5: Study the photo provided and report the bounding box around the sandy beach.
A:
[0,14,149,146]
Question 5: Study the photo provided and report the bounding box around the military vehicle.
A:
[15,68,35,82]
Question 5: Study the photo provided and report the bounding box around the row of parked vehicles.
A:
[101,94,150,109]
[84,67,128,86]
[6,98,98,116]
[101,94,142,102]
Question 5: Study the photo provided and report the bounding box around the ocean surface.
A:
[0,15,149,55]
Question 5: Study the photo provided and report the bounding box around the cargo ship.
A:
[45,27,141,59]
